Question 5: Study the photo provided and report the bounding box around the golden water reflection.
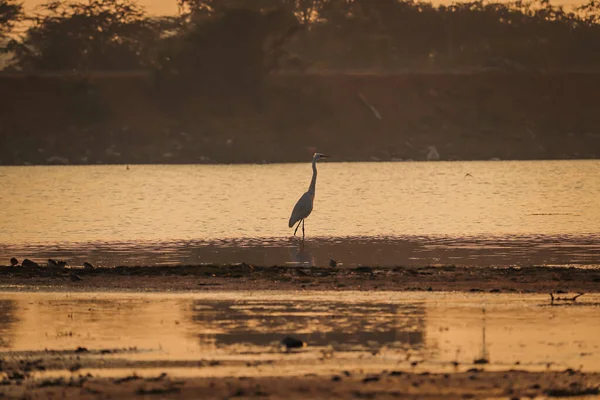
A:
[0,291,598,376]
[1,161,599,242]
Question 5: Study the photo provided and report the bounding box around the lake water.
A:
[0,160,599,267]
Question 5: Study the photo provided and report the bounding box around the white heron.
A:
[289,152,329,240]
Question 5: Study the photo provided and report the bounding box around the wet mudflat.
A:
[0,291,599,398]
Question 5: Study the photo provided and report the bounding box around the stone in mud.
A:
[280,336,306,350]
[22,259,39,268]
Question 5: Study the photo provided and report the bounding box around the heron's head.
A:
[313,152,329,162]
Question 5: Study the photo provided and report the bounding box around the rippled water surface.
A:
[0,160,599,267]
[0,292,599,377]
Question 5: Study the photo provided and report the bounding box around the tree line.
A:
[1,0,600,78]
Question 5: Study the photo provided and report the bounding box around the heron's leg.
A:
[302,219,305,241]
[293,220,302,236]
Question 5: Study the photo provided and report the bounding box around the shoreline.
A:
[1,264,599,293]
[2,157,599,167]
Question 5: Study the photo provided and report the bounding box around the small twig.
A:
[550,292,585,303]
[570,292,585,301]
[357,92,382,121]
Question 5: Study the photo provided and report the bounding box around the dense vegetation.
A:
[1,0,600,75]
[0,0,23,45]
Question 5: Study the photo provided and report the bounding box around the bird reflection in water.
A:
[288,240,316,267]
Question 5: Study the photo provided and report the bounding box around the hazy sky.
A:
[24,0,180,15]
[23,0,585,15]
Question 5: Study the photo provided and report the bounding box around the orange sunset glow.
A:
[1,0,599,398]
[21,0,590,14]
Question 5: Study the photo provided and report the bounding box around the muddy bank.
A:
[0,368,598,399]
[1,71,600,165]
[1,264,599,293]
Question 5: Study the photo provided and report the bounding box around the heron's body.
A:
[289,153,328,240]
[288,191,314,228]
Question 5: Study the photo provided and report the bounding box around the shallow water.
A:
[0,291,598,377]
[1,160,599,267]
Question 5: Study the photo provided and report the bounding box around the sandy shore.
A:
[1,264,599,293]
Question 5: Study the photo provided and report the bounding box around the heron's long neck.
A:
[308,160,317,195]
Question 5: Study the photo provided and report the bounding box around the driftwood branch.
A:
[358,92,382,121]
[550,292,585,303]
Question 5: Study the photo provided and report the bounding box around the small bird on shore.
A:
[10,257,18,266]
[289,153,329,241]
[22,259,39,268]
[329,259,337,268]
[83,262,95,270]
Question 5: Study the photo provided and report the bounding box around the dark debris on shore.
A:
[0,263,599,294]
